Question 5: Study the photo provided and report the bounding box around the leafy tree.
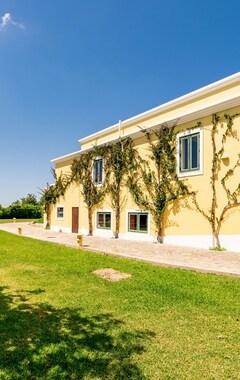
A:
[10,200,20,206]
[128,124,190,243]
[20,193,38,206]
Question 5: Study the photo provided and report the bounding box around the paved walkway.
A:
[0,222,240,277]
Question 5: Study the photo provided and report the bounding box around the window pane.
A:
[93,159,103,183]
[191,135,198,169]
[97,213,104,228]
[181,137,189,170]
[95,161,100,182]
[57,207,64,218]
[105,213,111,228]
[98,159,103,183]
[139,214,148,231]
[97,212,111,229]
[129,214,137,231]
[95,163,98,182]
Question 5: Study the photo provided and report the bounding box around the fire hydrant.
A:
[13,217,16,223]
[18,227,22,235]
[77,234,83,247]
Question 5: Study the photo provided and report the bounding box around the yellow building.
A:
[50,73,240,251]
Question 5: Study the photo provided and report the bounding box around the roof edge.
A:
[51,94,240,165]
[51,150,82,164]
[79,72,240,144]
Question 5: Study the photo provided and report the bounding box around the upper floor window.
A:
[93,158,103,184]
[177,129,203,177]
[180,132,199,172]
[56,206,64,219]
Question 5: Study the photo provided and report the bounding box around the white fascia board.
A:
[52,73,240,165]
[51,149,82,164]
[79,72,240,144]
[119,95,240,141]
[51,95,240,165]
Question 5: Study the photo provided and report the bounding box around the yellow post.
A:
[77,234,83,247]
[13,217,16,223]
[18,227,22,235]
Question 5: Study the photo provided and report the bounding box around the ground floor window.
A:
[128,212,148,233]
[56,206,64,219]
[97,212,111,229]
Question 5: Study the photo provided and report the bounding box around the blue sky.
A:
[0,0,240,206]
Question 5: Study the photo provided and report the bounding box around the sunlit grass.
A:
[0,219,41,224]
[0,230,239,379]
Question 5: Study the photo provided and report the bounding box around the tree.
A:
[20,193,38,206]
[192,112,240,249]
[71,152,105,236]
[128,124,190,243]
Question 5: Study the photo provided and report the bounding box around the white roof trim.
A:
[79,72,240,144]
[51,150,82,164]
[51,94,240,164]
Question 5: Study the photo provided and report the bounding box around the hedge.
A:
[0,204,43,219]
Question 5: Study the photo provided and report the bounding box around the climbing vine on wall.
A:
[97,138,137,238]
[127,123,190,243]
[192,112,240,249]
[71,151,106,235]
[40,169,70,228]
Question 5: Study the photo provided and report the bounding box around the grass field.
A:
[0,230,239,379]
[0,219,41,224]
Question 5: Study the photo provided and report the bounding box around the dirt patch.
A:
[13,264,40,271]
[93,268,132,282]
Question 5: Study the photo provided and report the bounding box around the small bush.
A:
[209,246,226,251]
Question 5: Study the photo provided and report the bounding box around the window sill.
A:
[128,230,148,234]
[177,169,203,178]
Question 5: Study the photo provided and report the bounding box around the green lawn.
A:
[0,230,239,379]
[0,219,41,224]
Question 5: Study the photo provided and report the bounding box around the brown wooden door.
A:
[72,207,79,233]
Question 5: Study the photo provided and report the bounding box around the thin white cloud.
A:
[0,13,24,31]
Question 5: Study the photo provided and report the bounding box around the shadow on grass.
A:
[0,286,154,379]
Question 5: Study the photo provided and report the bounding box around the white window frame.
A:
[176,128,203,177]
[96,210,112,230]
[126,210,150,235]
[92,157,104,185]
[56,205,64,220]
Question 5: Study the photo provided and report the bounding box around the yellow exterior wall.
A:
[50,75,240,250]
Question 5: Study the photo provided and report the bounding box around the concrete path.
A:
[0,222,240,277]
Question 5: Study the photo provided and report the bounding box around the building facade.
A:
[49,73,240,252]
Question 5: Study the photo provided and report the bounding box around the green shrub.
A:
[0,204,42,219]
